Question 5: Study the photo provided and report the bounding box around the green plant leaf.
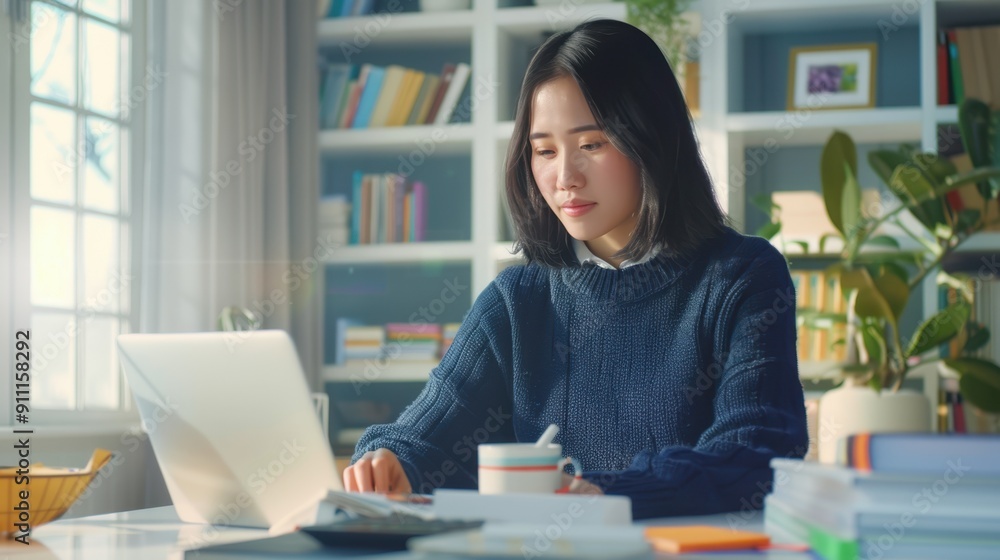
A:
[868,150,908,188]
[863,235,901,249]
[756,221,781,240]
[957,99,999,201]
[963,323,990,354]
[954,209,982,233]
[874,272,909,321]
[819,233,841,254]
[788,240,810,253]
[905,301,970,358]
[945,357,1000,412]
[878,261,910,284]
[861,322,887,371]
[841,162,862,243]
[821,131,858,236]
[750,193,779,214]
[890,163,945,232]
[958,99,995,168]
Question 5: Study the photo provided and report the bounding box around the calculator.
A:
[300,516,485,550]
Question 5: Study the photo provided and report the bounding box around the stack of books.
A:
[341,325,385,362]
[765,433,1000,560]
[349,172,426,245]
[318,194,351,246]
[319,62,472,129]
[385,323,441,361]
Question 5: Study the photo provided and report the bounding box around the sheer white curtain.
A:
[139,0,322,388]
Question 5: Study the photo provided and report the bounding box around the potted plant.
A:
[764,99,1000,460]
[621,0,694,72]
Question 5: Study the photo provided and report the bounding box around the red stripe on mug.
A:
[479,465,559,472]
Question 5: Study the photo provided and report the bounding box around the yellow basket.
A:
[1,449,113,537]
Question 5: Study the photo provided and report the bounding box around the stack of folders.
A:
[765,433,1000,560]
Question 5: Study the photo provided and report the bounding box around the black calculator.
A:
[300,516,484,551]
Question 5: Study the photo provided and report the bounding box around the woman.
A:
[344,18,807,519]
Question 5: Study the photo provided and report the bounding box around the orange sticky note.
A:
[644,525,770,553]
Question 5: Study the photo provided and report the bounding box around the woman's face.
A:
[529,75,642,253]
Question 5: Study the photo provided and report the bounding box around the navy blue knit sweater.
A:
[352,227,808,519]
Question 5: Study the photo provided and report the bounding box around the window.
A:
[2,0,145,423]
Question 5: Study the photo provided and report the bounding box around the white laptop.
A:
[116,330,342,529]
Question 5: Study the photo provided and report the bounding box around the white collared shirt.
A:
[573,238,661,270]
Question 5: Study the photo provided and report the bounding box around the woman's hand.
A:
[561,474,604,495]
[343,448,413,494]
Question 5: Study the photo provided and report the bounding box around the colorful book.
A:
[406,73,439,125]
[644,526,769,554]
[425,63,456,124]
[947,29,965,105]
[433,62,471,125]
[839,433,1000,475]
[368,65,407,128]
[351,65,386,129]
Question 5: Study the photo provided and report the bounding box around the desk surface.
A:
[1,506,813,559]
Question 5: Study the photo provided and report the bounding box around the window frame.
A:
[3,0,146,426]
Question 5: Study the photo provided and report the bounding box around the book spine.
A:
[434,63,471,125]
[937,30,951,105]
[350,170,362,245]
[352,66,386,129]
[413,181,426,242]
[947,30,965,105]
[425,63,456,124]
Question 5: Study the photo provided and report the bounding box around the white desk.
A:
[1,506,812,559]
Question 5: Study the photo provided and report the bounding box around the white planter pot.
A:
[817,384,931,464]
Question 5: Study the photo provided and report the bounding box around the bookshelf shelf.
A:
[724,0,914,33]
[316,10,475,46]
[495,3,626,37]
[321,241,477,264]
[324,361,436,383]
[934,105,959,123]
[725,108,923,146]
[319,124,474,156]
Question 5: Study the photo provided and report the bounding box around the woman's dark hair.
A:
[505,19,728,268]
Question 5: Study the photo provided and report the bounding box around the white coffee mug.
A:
[478,443,582,494]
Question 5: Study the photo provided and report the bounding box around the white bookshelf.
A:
[697,0,1000,403]
[324,361,436,383]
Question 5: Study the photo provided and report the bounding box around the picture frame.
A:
[787,43,877,111]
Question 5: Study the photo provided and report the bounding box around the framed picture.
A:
[787,43,877,111]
